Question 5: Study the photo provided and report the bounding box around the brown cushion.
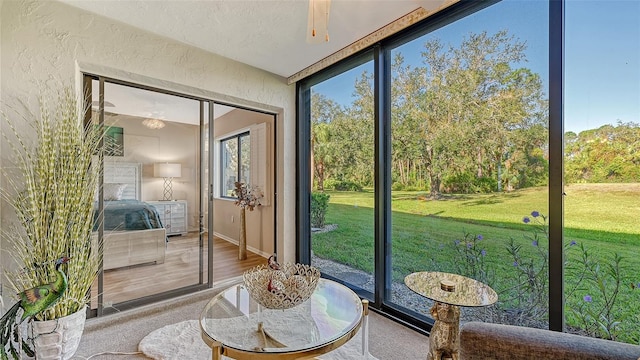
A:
[459,321,640,360]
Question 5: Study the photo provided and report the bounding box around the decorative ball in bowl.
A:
[243,263,321,309]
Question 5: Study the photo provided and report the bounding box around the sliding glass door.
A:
[308,54,376,300]
[87,76,278,317]
[209,104,276,279]
[87,76,209,314]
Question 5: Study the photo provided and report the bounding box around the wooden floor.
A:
[90,232,265,309]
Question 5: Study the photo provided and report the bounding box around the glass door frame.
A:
[83,74,212,317]
[296,0,564,333]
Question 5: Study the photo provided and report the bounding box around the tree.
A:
[310,92,342,190]
[411,30,546,196]
[312,30,549,196]
[565,122,640,183]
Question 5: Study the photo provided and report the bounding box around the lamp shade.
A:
[154,163,181,178]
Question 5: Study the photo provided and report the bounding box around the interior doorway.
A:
[84,75,276,316]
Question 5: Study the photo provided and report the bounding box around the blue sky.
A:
[565,0,640,133]
[313,0,640,134]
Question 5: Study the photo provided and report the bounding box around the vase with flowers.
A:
[232,182,263,260]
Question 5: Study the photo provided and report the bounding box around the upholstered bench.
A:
[459,321,640,360]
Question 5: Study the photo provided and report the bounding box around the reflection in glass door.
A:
[87,76,278,316]
[88,77,208,314]
[209,104,276,281]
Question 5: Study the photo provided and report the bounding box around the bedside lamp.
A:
[154,162,181,201]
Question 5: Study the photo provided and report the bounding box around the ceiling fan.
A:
[307,0,331,43]
[305,0,449,45]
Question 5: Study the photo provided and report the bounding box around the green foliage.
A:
[2,88,103,320]
[502,213,550,322]
[310,89,375,191]
[452,233,491,285]
[324,179,363,192]
[310,192,331,228]
[566,243,628,340]
[312,30,549,196]
[443,173,498,193]
[448,210,633,339]
[565,122,640,183]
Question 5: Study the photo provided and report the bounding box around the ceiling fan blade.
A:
[306,0,331,44]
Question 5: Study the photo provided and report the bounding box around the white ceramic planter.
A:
[26,306,87,360]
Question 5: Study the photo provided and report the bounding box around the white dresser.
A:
[148,200,188,236]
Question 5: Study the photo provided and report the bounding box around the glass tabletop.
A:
[200,278,363,355]
[404,271,498,307]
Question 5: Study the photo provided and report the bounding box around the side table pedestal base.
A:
[427,302,460,360]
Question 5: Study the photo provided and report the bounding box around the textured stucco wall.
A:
[0,0,297,281]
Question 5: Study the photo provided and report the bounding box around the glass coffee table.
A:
[200,278,369,360]
[405,271,498,360]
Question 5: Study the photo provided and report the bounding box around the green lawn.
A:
[312,184,640,343]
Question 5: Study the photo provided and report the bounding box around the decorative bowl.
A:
[243,263,321,309]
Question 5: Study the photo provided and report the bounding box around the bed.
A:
[93,162,167,270]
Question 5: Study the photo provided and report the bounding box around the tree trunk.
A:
[429,175,441,198]
[317,162,325,191]
[239,208,247,260]
[310,146,315,190]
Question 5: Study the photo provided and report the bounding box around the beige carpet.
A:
[74,278,429,359]
[138,320,378,359]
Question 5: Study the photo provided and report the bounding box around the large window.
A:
[297,0,608,339]
[308,55,375,300]
[221,132,250,197]
[388,0,550,329]
[563,0,640,343]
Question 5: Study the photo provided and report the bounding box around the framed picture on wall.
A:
[105,126,124,156]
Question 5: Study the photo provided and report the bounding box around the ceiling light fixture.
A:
[142,118,166,129]
[307,0,331,44]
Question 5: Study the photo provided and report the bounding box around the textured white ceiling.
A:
[59,0,440,78]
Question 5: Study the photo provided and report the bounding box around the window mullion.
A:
[548,0,565,332]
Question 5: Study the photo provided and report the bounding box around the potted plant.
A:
[232,182,263,260]
[1,88,103,359]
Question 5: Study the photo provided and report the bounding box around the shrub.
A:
[452,233,491,285]
[442,173,497,193]
[448,210,635,340]
[566,242,628,341]
[324,179,363,192]
[311,192,331,228]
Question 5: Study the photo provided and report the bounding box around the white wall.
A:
[0,0,297,278]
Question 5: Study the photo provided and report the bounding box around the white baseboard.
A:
[213,232,271,258]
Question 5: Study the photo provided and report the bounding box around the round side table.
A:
[200,278,368,360]
[405,271,498,360]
